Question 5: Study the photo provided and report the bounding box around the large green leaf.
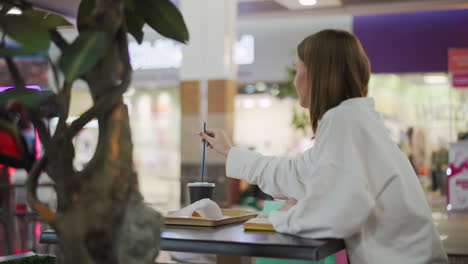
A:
[125,8,144,44]
[42,13,72,28]
[135,0,189,44]
[77,0,95,31]
[23,9,72,28]
[0,88,54,109]
[22,9,47,20]
[0,15,50,50]
[59,30,109,81]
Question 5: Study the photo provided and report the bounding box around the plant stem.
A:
[5,57,25,88]
[0,33,6,48]
[28,110,52,150]
[49,29,69,51]
[54,80,72,137]
[26,156,57,225]
[47,56,61,92]
[67,72,130,138]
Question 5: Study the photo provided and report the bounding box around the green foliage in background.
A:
[291,107,310,135]
[277,64,298,99]
[276,60,311,135]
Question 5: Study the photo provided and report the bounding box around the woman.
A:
[198,29,447,263]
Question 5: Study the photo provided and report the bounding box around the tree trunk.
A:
[50,104,162,264]
[25,1,163,263]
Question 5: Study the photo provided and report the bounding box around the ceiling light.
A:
[298,0,317,6]
[7,7,22,15]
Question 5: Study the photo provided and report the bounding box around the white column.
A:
[179,0,239,205]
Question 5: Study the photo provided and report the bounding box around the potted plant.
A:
[0,0,189,263]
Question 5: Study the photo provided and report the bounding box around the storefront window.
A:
[369,73,467,147]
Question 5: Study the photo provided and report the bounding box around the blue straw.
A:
[201,121,206,182]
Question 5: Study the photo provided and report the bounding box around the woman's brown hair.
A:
[297,29,370,133]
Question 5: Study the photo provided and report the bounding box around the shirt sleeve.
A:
[225,109,335,200]
[268,162,375,238]
[226,146,310,200]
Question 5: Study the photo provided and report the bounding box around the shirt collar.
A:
[339,97,375,108]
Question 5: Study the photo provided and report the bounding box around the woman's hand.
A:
[198,128,233,157]
[278,199,298,212]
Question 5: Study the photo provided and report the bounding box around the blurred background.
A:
[1,0,467,262]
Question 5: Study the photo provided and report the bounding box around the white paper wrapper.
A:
[168,199,224,220]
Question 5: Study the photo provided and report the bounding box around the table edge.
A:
[40,231,345,261]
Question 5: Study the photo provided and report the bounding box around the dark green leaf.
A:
[135,0,189,44]
[0,15,50,50]
[23,9,71,28]
[124,0,135,11]
[125,9,144,44]
[22,8,47,20]
[77,0,95,31]
[0,3,14,15]
[60,30,109,81]
[42,13,72,28]
[0,88,54,109]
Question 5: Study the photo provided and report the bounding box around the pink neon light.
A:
[34,222,42,239]
[34,130,41,160]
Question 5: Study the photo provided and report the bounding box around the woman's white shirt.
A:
[226,97,448,264]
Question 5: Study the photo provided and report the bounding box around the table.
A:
[40,223,345,263]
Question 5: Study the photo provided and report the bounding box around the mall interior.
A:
[0,0,468,263]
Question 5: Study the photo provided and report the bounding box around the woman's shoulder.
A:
[320,103,357,128]
[318,97,378,135]
[332,97,376,123]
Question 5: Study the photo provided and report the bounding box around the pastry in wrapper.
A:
[192,211,202,217]
[169,199,224,220]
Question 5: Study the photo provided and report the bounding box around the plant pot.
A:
[0,252,55,264]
